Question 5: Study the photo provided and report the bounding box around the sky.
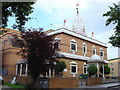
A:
[7,0,120,59]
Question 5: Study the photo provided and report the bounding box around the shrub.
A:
[55,61,66,76]
[100,65,110,74]
[87,64,97,77]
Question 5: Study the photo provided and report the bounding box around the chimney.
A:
[92,32,94,38]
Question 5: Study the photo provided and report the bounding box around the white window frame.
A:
[70,39,77,52]
[92,46,96,55]
[82,43,87,56]
[70,61,78,74]
[53,38,61,51]
[100,48,104,59]
[83,62,87,74]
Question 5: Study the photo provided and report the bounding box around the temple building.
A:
[0,4,108,81]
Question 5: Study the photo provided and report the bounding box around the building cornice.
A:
[47,28,107,48]
[58,52,90,61]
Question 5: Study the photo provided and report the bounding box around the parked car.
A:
[0,76,4,85]
[77,74,88,79]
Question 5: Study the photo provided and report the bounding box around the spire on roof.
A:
[72,3,87,36]
[63,19,67,28]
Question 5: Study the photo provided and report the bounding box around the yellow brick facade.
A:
[108,58,120,78]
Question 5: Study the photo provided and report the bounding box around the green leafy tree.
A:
[55,61,66,76]
[103,3,120,47]
[100,65,110,74]
[87,64,97,77]
[2,2,35,31]
[19,30,57,87]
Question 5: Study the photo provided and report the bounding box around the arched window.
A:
[100,48,104,59]
[70,61,78,74]
[92,46,96,55]
[83,62,87,74]
[82,43,87,56]
[70,39,77,52]
[53,38,61,51]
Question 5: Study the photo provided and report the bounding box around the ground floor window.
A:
[83,63,87,74]
[16,63,28,76]
[2,68,8,76]
[17,64,20,75]
[70,61,77,74]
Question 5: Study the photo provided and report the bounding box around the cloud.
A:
[36,0,89,14]
[53,24,63,28]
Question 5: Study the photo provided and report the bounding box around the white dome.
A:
[91,54,101,60]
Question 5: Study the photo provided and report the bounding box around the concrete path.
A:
[0,85,11,89]
[78,82,120,88]
[103,79,120,84]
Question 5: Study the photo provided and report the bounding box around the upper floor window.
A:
[92,46,96,55]
[8,36,22,48]
[100,48,104,58]
[53,38,61,51]
[70,39,77,52]
[82,43,87,56]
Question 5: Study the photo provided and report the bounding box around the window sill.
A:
[70,50,77,52]
[70,73,77,75]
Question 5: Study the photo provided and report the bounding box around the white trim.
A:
[53,38,61,51]
[82,43,87,56]
[25,63,28,76]
[47,28,107,47]
[70,61,78,75]
[20,64,23,76]
[92,46,96,55]
[70,39,77,52]
[58,52,90,61]
[100,48,104,59]
[49,68,51,77]
[71,61,78,64]
[83,62,87,74]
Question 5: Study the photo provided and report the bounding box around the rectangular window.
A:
[71,43,76,50]
[92,46,96,55]
[93,50,95,55]
[83,47,86,53]
[70,41,77,52]
[100,49,104,58]
[22,64,26,75]
[8,36,22,48]
[70,64,77,74]
[84,67,87,74]
[112,68,114,71]
[53,38,60,51]
[17,64,20,75]
[71,66,76,73]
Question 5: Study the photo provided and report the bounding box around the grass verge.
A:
[4,82,26,88]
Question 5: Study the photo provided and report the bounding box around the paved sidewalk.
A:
[103,79,120,84]
[78,82,120,88]
[0,85,11,89]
